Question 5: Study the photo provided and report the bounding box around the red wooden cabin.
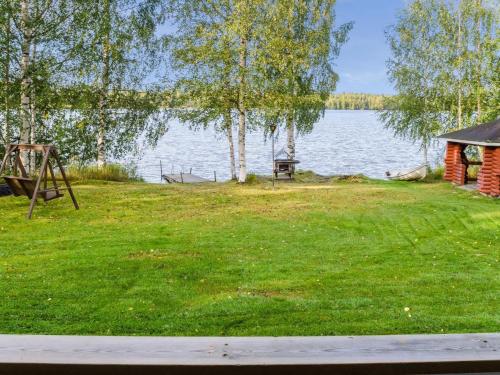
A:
[439,118,500,197]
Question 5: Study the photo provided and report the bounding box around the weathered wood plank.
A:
[163,173,211,183]
[0,333,499,374]
[12,143,52,152]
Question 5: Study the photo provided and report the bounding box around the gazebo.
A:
[439,118,500,197]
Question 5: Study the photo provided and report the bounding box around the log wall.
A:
[478,146,500,197]
[444,142,465,185]
[444,142,500,196]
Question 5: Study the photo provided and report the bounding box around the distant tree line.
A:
[325,93,390,110]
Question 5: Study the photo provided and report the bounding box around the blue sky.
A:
[334,0,406,94]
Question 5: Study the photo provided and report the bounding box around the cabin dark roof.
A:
[439,118,500,146]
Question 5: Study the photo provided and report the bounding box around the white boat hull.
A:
[387,164,428,181]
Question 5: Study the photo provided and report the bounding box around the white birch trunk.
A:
[2,13,11,148]
[29,41,36,172]
[97,0,110,167]
[475,0,482,123]
[237,36,247,183]
[457,6,462,129]
[20,0,32,166]
[475,0,483,163]
[286,111,295,159]
[224,110,236,180]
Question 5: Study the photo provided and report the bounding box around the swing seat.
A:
[40,188,64,201]
[0,144,79,218]
[3,176,64,201]
[3,176,36,198]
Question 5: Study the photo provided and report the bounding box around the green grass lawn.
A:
[0,177,498,336]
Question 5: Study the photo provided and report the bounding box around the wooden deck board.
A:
[0,333,499,374]
[163,173,211,183]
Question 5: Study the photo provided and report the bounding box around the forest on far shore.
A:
[325,93,389,110]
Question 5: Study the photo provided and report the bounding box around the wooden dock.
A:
[0,333,499,374]
[163,173,211,184]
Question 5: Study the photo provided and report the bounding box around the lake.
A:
[134,110,444,183]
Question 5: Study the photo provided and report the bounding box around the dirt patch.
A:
[237,287,306,300]
[331,174,368,183]
[127,249,201,260]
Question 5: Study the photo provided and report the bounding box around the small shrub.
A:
[425,165,444,181]
[62,163,143,182]
[245,173,258,184]
[294,170,332,183]
[468,165,480,180]
[334,174,368,183]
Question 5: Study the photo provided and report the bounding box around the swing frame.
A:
[0,144,79,219]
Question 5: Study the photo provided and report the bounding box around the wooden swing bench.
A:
[0,144,79,219]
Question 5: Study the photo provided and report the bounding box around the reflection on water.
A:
[134,110,444,183]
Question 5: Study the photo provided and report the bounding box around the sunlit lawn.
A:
[0,177,498,335]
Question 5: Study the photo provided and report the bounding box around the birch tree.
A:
[0,0,166,166]
[381,0,498,163]
[169,2,238,179]
[19,0,32,154]
[0,0,90,168]
[381,0,446,164]
[0,3,13,151]
[27,2,62,169]
[170,0,264,182]
[257,0,352,159]
[233,0,263,182]
[97,0,111,166]
[437,0,497,127]
[6,0,77,167]
[73,0,167,166]
[469,0,497,123]
[170,0,350,180]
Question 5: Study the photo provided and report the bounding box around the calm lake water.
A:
[134,110,444,183]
